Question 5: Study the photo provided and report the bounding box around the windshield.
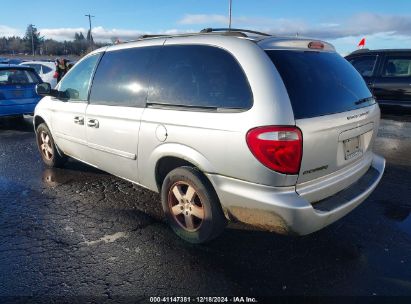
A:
[265,50,375,119]
[0,69,41,85]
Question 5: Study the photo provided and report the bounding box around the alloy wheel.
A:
[168,181,205,232]
[39,131,53,161]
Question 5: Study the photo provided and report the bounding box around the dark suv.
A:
[346,49,411,108]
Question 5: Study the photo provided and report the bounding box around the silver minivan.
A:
[34,29,385,243]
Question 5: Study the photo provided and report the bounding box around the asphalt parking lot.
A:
[0,109,410,300]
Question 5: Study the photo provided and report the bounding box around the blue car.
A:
[0,65,43,117]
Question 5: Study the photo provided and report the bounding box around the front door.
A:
[51,53,101,164]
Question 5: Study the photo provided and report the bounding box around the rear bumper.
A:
[206,153,385,235]
[0,102,38,116]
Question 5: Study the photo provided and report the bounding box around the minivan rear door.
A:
[265,50,379,200]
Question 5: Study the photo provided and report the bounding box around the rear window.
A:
[266,50,374,119]
[0,69,41,85]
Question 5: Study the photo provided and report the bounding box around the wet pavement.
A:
[0,110,410,299]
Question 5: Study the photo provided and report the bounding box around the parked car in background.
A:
[0,65,42,118]
[346,49,411,108]
[20,61,57,88]
[0,58,25,65]
[34,29,385,243]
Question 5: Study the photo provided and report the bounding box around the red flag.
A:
[358,38,366,48]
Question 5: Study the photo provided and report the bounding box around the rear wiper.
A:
[355,97,374,105]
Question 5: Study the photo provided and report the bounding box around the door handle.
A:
[74,116,84,125]
[87,119,99,128]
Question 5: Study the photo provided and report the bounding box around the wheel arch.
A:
[34,114,52,132]
[148,143,217,192]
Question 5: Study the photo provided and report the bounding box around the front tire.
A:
[161,166,226,244]
[36,123,67,168]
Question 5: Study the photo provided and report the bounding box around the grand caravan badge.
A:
[347,111,369,120]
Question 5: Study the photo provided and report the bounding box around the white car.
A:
[20,61,57,88]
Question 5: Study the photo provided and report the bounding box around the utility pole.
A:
[85,13,95,49]
[228,0,232,30]
[30,24,35,57]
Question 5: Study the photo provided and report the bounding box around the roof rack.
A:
[133,28,272,42]
[139,34,168,39]
[200,28,271,37]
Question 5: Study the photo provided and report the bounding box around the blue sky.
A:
[1,0,411,55]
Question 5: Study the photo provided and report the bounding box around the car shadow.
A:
[381,106,411,122]
[0,116,35,133]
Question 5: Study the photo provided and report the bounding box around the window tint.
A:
[25,64,42,74]
[89,46,159,107]
[348,55,377,77]
[42,65,53,73]
[382,56,411,77]
[148,45,252,109]
[266,50,374,119]
[0,69,41,85]
[58,54,100,101]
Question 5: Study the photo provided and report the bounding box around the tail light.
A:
[246,126,302,175]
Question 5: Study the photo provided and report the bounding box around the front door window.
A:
[58,54,100,102]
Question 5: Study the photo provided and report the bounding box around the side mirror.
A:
[36,83,52,96]
[36,82,62,98]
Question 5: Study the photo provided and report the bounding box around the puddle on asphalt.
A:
[42,168,73,187]
[41,164,105,188]
[380,200,411,236]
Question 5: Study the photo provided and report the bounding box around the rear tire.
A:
[161,166,226,244]
[36,123,67,168]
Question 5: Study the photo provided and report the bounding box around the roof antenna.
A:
[228,0,232,31]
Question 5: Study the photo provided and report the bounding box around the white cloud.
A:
[179,14,228,25]
[177,13,411,40]
[39,26,147,42]
[2,12,411,52]
[37,26,193,42]
[40,27,87,41]
[0,25,23,37]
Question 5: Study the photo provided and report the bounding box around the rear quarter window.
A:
[42,65,53,74]
[147,45,253,110]
[382,56,411,77]
[266,50,374,119]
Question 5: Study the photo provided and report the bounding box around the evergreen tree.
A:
[24,24,43,55]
